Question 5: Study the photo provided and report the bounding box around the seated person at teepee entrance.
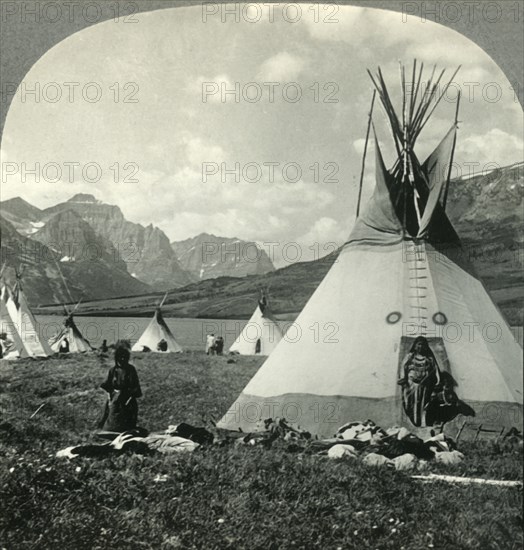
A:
[0,333,14,358]
[157,338,168,352]
[99,341,142,432]
[398,336,441,427]
[59,338,70,353]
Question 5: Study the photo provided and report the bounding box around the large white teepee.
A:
[229,295,283,355]
[218,63,523,438]
[132,307,182,353]
[48,314,93,353]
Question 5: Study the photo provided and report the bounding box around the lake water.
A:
[36,315,523,351]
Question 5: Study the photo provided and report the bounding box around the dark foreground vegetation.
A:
[1,353,522,549]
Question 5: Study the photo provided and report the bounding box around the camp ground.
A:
[0,3,522,547]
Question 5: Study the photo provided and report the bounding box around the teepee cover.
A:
[132,308,182,353]
[229,295,283,355]
[6,281,53,357]
[0,286,26,359]
[49,314,93,353]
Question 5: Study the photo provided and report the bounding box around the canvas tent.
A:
[7,280,53,358]
[229,293,283,355]
[132,307,182,353]
[49,313,93,353]
[0,285,27,359]
[0,269,53,359]
[218,62,523,438]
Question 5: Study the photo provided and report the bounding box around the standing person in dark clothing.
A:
[259,292,267,314]
[99,341,142,432]
[215,336,224,355]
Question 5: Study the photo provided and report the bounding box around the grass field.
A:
[1,353,522,550]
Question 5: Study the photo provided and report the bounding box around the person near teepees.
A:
[0,333,13,358]
[258,293,267,313]
[59,338,70,354]
[398,336,441,427]
[214,336,224,355]
[99,341,142,432]
[206,333,216,355]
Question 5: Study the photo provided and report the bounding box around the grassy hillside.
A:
[33,253,336,319]
[0,353,522,549]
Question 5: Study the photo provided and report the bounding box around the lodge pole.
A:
[356,89,376,219]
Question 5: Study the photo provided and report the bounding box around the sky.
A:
[1,4,522,266]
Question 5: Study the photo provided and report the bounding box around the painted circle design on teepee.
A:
[433,312,448,325]
[386,312,402,324]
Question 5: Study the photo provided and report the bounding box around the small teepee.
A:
[0,267,53,358]
[229,291,283,355]
[132,294,182,353]
[48,310,93,353]
[45,257,92,354]
[218,62,523,438]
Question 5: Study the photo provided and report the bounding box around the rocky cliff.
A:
[39,194,194,290]
[172,233,275,281]
[0,215,150,305]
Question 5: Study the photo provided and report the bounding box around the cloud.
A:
[185,137,226,167]
[298,216,347,244]
[289,217,349,264]
[455,128,524,168]
[353,138,367,156]
[257,52,306,82]
[303,6,408,47]
[187,74,235,104]
[106,134,339,245]
[408,38,489,68]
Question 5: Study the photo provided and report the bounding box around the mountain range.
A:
[172,233,275,281]
[0,194,275,304]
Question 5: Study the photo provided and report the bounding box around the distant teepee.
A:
[229,291,283,355]
[219,62,523,438]
[48,310,93,353]
[132,294,182,353]
[45,257,92,354]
